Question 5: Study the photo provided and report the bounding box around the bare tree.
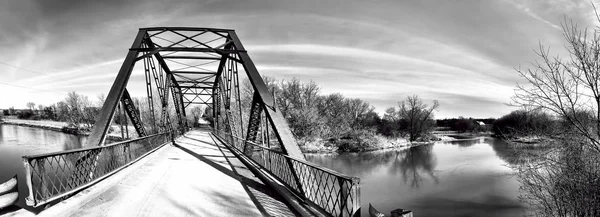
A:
[64,91,93,129]
[512,9,600,216]
[514,18,600,152]
[188,106,204,127]
[26,102,35,111]
[398,95,439,141]
[97,94,106,107]
[277,78,322,138]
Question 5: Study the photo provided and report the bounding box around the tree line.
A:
[3,92,104,130]
[4,91,200,135]
[202,77,441,151]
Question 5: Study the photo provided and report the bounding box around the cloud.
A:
[508,1,562,29]
[0,0,595,118]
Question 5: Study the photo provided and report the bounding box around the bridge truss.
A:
[22,27,360,217]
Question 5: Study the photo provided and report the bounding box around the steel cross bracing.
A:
[77,27,360,217]
[121,89,146,137]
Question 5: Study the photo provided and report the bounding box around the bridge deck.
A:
[62,129,294,217]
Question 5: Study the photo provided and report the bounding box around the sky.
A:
[0,0,599,118]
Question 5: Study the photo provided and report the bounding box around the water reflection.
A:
[389,145,438,188]
[450,137,483,147]
[306,137,532,217]
[488,138,550,166]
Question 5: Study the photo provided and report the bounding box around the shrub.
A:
[334,129,378,152]
[17,110,35,119]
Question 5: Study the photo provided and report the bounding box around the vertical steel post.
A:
[233,57,245,141]
[119,103,125,139]
[213,43,232,131]
[144,55,157,134]
[124,106,129,139]
[244,93,263,153]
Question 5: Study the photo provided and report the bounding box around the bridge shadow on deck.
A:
[173,131,297,217]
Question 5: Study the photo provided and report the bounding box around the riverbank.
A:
[1,119,77,133]
[434,131,493,140]
[0,119,127,141]
[300,134,438,154]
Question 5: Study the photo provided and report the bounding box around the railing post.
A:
[124,145,130,162]
[339,179,349,216]
[38,160,48,200]
[350,178,361,217]
[23,159,36,206]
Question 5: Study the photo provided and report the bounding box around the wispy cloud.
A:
[508,1,562,29]
[0,0,596,118]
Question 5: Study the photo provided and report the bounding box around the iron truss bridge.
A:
[20,27,361,217]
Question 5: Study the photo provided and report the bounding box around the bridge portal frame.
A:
[23,27,361,217]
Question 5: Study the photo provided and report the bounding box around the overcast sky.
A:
[1,0,598,118]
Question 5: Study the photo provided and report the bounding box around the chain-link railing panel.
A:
[214,130,360,217]
[22,132,171,207]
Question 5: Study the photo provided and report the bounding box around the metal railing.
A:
[22,132,172,207]
[214,130,360,217]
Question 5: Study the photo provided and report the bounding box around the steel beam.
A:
[244,93,263,153]
[178,86,188,128]
[179,86,213,89]
[170,85,184,132]
[182,93,213,95]
[121,89,147,137]
[87,30,147,146]
[140,27,233,32]
[161,56,222,60]
[171,71,215,75]
[131,47,243,54]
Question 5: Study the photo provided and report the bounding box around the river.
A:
[306,137,531,217]
[1,124,532,216]
[0,124,87,210]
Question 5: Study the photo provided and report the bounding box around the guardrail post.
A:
[38,160,48,200]
[124,145,131,162]
[350,178,361,217]
[23,159,36,206]
[339,179,349,216]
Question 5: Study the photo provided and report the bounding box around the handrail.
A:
[226,133,282,152]
[221,131,358,181]
[23,133,168,159]
[22,132,173,207]
[214,129,360,217]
